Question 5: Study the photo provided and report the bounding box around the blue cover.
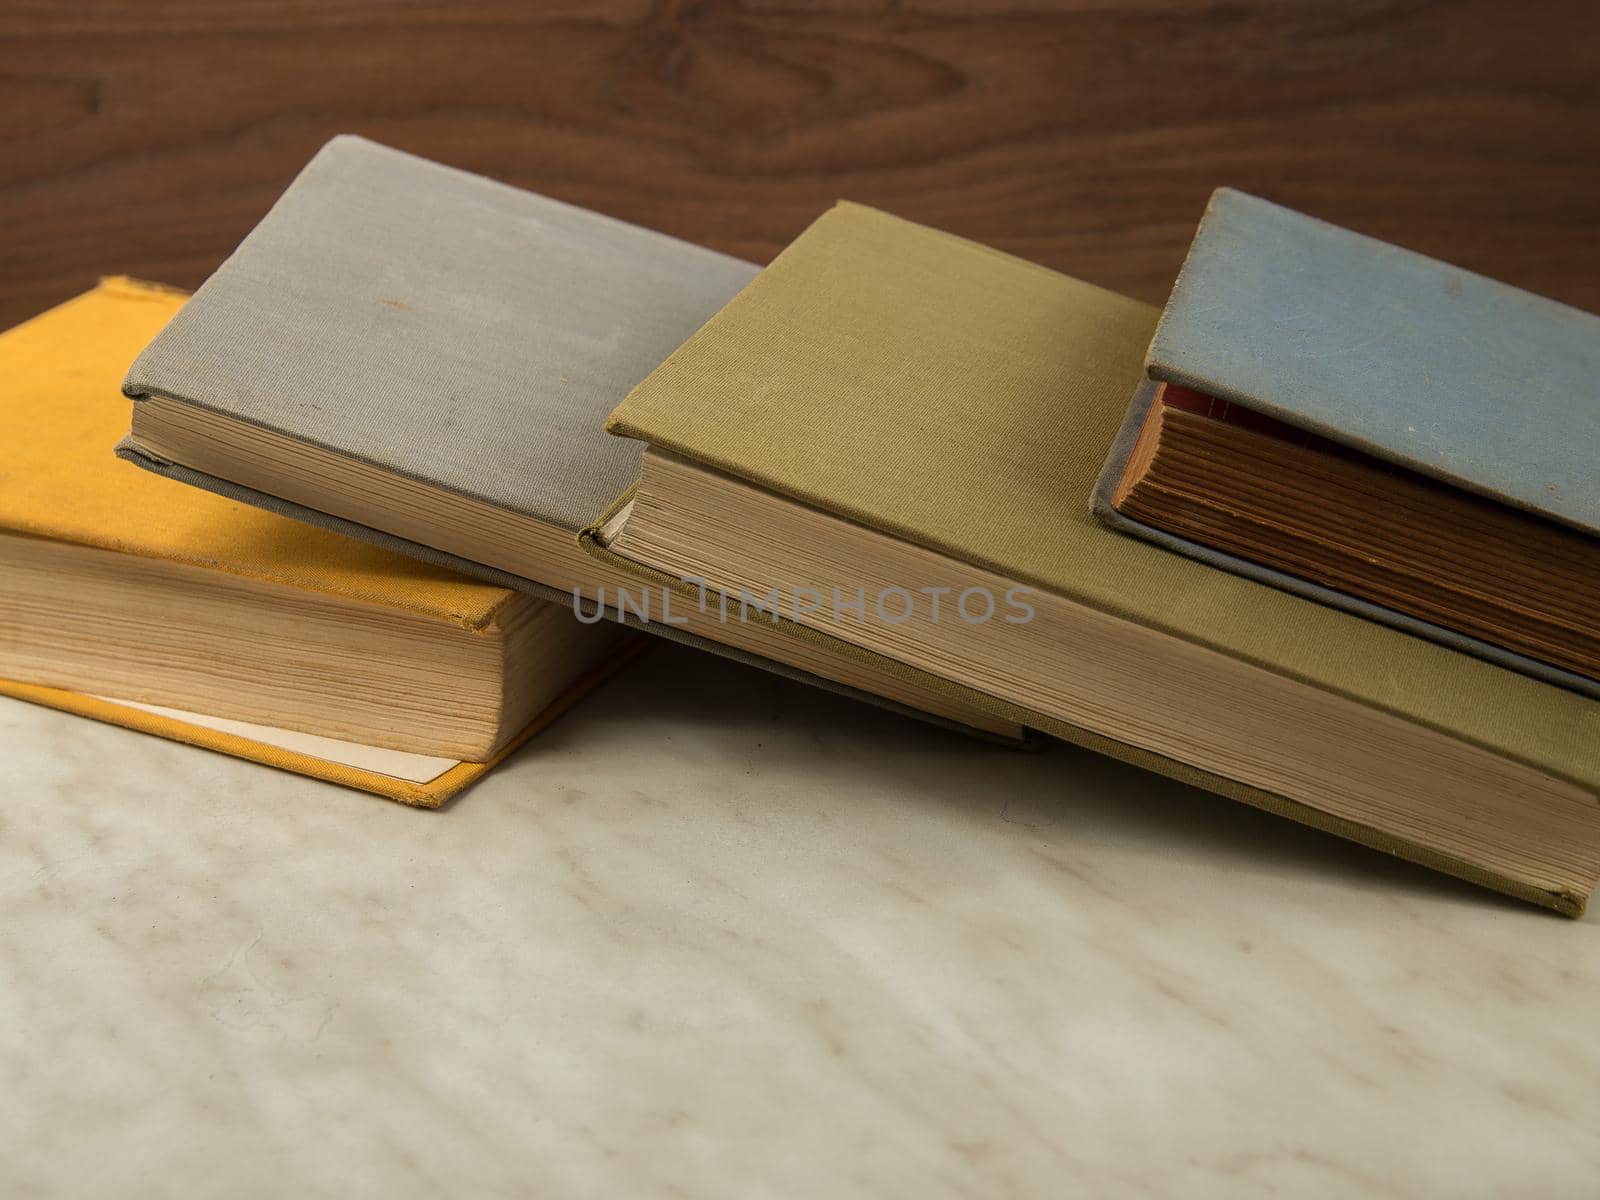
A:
[1093,189,1599,698]
[1147,188,1599,536]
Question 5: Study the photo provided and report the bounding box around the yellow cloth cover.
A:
[1,278,635,802]
[0,646,642,807]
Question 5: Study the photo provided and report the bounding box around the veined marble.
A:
[2,645,1595,1198]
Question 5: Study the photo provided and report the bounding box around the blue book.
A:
[1094,188,1600,696]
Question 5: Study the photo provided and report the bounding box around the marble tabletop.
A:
[3,643,1595,1198]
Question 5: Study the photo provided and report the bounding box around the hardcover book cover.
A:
[1092,188,1600,694]
[117,136,1024,741]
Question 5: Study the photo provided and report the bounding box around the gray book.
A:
[119,136,1024,740]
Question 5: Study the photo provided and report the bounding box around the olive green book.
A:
[591,201,1600,916]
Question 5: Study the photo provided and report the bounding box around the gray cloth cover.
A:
[125,135,754,532]
[119,135,1026,744]
[1094,188,1600,698]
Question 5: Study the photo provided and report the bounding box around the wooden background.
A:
[3,0,1599,331]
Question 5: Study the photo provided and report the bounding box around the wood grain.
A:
[3,0,1598,330]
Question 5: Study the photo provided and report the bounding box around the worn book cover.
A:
[1,278,635,805]
[600,201,1600,914]
[1093,189,1600,694]
[117,136,1024,741]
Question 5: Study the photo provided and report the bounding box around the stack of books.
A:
[10,136,1598,913]
[2,277,638,805]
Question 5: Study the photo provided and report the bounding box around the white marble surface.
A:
[2,644,1596,1198]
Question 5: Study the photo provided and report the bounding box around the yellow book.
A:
[0,279,637,805]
